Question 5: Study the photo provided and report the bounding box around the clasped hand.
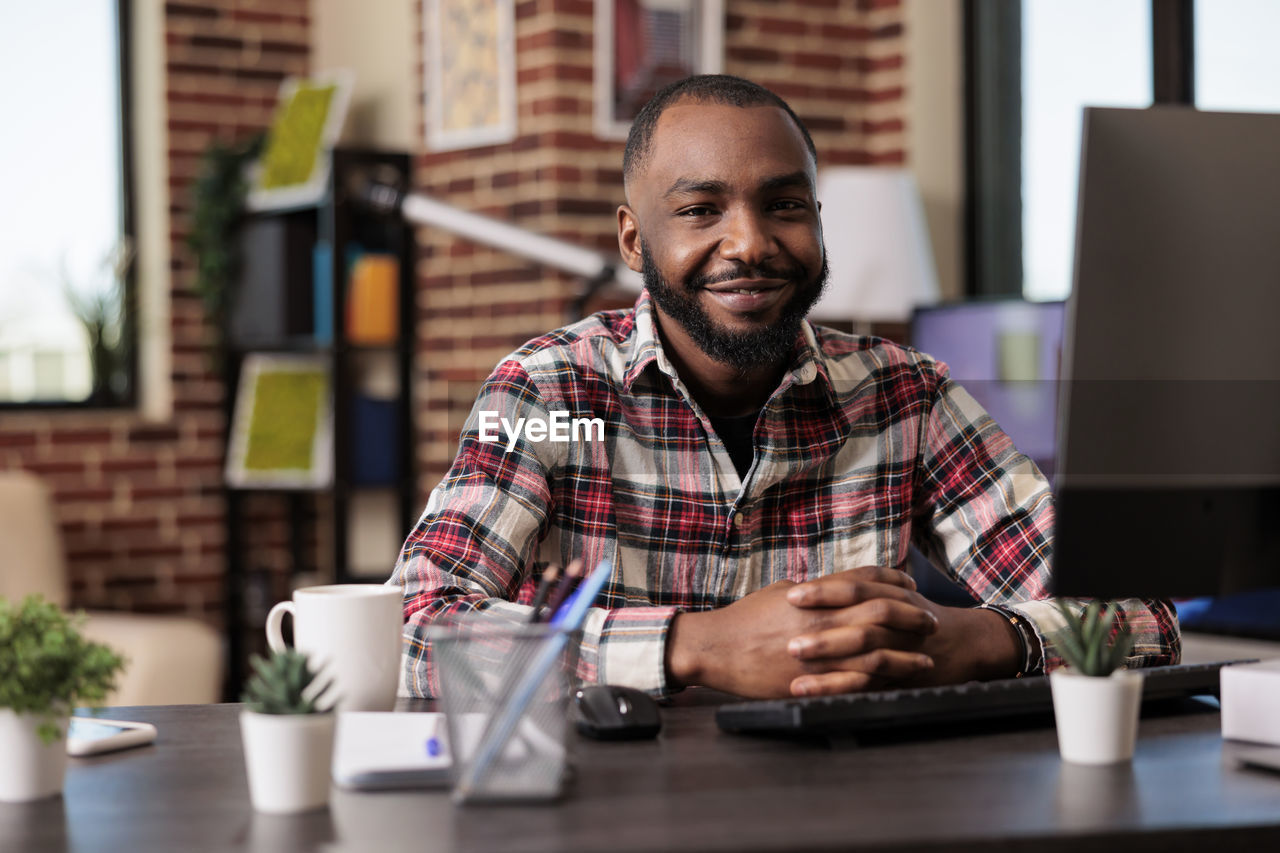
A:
[667,566,1004,699]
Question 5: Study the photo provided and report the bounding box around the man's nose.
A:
[718,208,778,266]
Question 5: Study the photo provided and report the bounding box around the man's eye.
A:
[678,205,715,217]
[771,200,806,211]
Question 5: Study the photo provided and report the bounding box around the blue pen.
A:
[457,560,614,800]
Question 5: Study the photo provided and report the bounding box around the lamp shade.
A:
[808,167,940,324]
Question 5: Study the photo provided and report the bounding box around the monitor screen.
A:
[1050,106,1280,601]
[911,300,1064,477]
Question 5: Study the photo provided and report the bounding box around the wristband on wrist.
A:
[980,604,1042,678]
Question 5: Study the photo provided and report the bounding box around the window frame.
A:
[962,0,1196,298]
[0,0,138,411]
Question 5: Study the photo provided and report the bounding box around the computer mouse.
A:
[573,684,663,740]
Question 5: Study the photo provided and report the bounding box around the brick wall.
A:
[0,0,310,622]
[1,0,908,627]
[413,0,908,491]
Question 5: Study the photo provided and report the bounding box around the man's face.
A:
[620,101,827,371]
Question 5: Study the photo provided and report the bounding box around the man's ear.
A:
[617,204,644,273]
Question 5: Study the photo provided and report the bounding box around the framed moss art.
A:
[246,70,353,211]
[226,354,333,489]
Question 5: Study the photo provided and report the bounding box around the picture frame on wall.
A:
[594,0,725,140]
[225,354,333,489]
[246,70,353,212]
[426,0,518,152]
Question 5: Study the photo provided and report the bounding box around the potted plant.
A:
[240,648,336,813]
[1048,600,1141,764]
[0,595,125,802]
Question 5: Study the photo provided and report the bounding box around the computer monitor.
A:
[911,300,1064,478]
[1050,106,1280,600]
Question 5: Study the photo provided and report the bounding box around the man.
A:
[391,75,1180,699]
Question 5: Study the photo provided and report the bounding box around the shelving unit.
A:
[221,149,416,697]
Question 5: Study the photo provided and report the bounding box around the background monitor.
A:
[911,299,1064,478]
[1051,106,1280,600]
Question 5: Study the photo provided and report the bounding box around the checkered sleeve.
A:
[389,359,680,698]
[389,360,554,697]
[914,367,1180,672]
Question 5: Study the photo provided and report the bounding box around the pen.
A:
[526,564,560,624]
[457,560,614,800]
[539,558,582,624]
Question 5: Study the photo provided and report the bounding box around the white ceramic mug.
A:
[265,584,402,712]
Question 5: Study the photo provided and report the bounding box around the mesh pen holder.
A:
[430,618,581,805]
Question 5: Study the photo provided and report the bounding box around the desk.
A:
[4,694,1280,852]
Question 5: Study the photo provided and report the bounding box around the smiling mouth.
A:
[705,279,787,294]
[702,280,791,314]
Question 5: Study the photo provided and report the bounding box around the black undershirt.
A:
[708,410,761,480]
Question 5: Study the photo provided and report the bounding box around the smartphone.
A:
[66,717,158,756]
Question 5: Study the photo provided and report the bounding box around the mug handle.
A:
[265,601,296,653]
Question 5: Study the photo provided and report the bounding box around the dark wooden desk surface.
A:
[4,694,1280,853]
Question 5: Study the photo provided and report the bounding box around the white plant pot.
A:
[1050,669,1145,765]
[240,710,336,814]
[0,708,69,802]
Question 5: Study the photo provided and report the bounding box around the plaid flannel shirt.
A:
[391,290,1180,697]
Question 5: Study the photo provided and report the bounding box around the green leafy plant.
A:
[0,596,126,744]
[1052,600,1135,677]
[241,648,334,715]
[187,134,265,348]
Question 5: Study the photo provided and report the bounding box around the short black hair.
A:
[622,74,818,185]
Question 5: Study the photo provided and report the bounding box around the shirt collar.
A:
[623,289,836,401]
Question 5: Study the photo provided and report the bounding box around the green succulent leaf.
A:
[240,648,334,715]
[1052,599,1133,677]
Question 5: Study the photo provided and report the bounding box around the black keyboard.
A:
[715,661,1250,738]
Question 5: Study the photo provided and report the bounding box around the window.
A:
[1195,0,1280,113]
[966,0,1278,300]
[0,0,134,406]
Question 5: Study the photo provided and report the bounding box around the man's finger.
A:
[792,649,935,695]
[788,615,933,661]
[790,670,879,696]
[785,573,918,608]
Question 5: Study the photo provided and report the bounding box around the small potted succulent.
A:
[0,595,125,802]
[240,648,337,813]
[1048,600,1141,764]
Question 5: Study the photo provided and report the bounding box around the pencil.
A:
[541,558,583,622]
[526,564,560,624]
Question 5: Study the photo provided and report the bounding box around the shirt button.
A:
[733,512,745,527]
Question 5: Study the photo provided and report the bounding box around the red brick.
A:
[188,34,243,50]
[532,96,584,116]
[492,171,521,189]
[758,17,808,36]
[800,115,847,132]
[728,46,781,63]
[555,198,616,216]
[549,0,592,14]
[164,2,218,19]
[24,460,90,476]
[101,457,160,474]
[66,547,114,562]
[0,432,37,448]
[50,429,113,445]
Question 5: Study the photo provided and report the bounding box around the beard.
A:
[641,245,828,372]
